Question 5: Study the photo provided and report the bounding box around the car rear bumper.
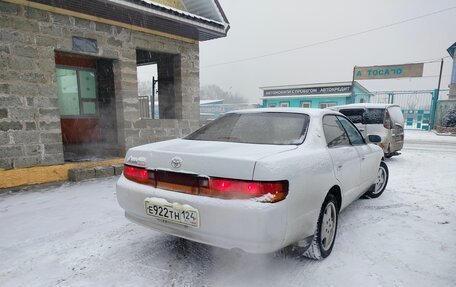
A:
[116,175,288,254]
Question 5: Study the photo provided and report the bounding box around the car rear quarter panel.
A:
[116,175,288,253]
[253,141,337,247]
[365,124,391,152]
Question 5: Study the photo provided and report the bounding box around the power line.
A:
[416,55,451,64]
[203,6,456,68]
[420,56,450,64]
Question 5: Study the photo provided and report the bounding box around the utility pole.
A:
[151,76,159,119]
[430,58,444,130]
[351,66,356,103]
[437,58,444,94]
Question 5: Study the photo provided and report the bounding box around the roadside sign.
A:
[354,63,424,80]
[263,85,352,97]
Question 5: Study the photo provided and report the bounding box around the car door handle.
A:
[361,156,366,161]
[336,163,343,170]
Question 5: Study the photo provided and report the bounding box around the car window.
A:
[185,112,309,145]
[338,109,365,124]
[387,106,405,125]
[337,116,365,145]
[323,115,351,148]
[365,108,385,124]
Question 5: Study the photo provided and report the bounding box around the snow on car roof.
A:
[227,107,338,117]
[330,103,400,109]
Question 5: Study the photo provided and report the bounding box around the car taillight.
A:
[123,166,288,203]
[200,178,288,203]
[383,111,392,129]
[123,165,155,185]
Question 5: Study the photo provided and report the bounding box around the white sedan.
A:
[116,108,388,259]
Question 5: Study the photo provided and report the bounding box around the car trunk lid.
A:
[126,139,298,180]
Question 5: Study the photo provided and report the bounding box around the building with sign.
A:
[0,0,229,170]
[260,81,372,109]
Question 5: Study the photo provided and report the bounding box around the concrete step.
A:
[0,158,124,189]
[68,164,123,182]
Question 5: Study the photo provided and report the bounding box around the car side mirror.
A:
[368,135,382,143]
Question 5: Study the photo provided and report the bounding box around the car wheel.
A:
[303,193,339,260]
[363,161,389,199]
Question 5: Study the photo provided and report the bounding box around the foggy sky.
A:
[200,0,456,103]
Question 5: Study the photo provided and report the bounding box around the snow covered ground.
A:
[1,130,455,287]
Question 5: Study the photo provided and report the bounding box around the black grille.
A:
[155,170,199,187]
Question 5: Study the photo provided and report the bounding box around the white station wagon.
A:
[116,108,388,259]
[329,103,405,158]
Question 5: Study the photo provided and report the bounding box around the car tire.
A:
[384,153,393,158]
[303,193,339,260]
[363,161,389,199]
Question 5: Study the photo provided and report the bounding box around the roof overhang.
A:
[448,42,456,58]
[25,0,229,41]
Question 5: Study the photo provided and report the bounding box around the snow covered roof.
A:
[38,0,230,41]
[331,103,400,109]
[182,0,229,24]
[200,99,224,105]
[447,42,456,58]
[115,0,230,40]
[126,0,227,26]
[228,107,337,117]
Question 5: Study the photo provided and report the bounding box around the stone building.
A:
[261,81,372,109]
[447,42,456,99]
[434,41,456,132]
[0,0,229,169]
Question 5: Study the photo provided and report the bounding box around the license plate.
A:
[144,197,199,228]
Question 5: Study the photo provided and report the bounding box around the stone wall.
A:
[435,126,456,134]
[0,1,200,169]
[450,84,456,99]
[449,56,455,99]
[434,100,456,128]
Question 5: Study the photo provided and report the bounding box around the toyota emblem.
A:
[171,157,182,168]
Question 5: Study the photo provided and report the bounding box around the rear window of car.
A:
[185,112,310,145]
[338,109,364,124]
[365,108,386,124]
[387,106,404,125]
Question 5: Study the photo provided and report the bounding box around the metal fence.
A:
[139,97,259,122]
[140,90,448,130]
[139,96,151,118]
[200,103,261,122]
[365,90,434,110]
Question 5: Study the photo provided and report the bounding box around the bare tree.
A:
[138,80,152,97]
[200,85,248,103]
